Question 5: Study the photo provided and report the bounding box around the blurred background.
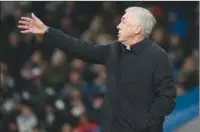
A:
[0,1,199,132]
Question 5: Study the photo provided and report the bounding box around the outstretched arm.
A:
[43,27,110,64]
[18,13,110,64]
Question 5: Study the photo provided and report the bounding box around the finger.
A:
[18,25,29,29]
[31,13,39,21]
[21,17,32,22]
[21,30,31,34]
[18,20,29,25]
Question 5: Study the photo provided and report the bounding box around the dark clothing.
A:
[44,27,176,132]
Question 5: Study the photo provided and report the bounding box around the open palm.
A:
[18,13,47,34]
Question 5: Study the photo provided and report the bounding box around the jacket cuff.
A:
[43,26,52,45]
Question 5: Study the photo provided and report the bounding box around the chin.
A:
[118,37,124,43]
[117,36,122,42]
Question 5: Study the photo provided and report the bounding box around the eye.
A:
[123,20,126,24]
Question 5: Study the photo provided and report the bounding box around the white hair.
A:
[125,7,156,37]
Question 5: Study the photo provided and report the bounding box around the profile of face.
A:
[117,11,142,43]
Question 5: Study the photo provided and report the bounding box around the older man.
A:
[18,7,176,132]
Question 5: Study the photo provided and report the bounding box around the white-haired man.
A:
[18,7,176,132]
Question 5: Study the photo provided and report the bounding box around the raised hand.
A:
[18,13,48,34]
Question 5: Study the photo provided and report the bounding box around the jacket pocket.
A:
[143,109,149,130]
[143,98,157,130]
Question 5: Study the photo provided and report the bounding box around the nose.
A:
[117,23,121,30]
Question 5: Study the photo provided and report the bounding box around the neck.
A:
[124,35,145,46]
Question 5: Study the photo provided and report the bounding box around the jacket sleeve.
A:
[147,51,176,127]
[43,27,110,64]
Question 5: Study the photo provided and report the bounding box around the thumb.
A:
[31,13,39,20]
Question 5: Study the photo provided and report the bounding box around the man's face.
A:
[117,11,142,43]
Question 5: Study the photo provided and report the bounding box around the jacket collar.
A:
[120,38,150,55]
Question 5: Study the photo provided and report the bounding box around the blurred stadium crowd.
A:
[0,1,199,132]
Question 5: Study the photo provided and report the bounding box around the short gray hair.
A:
[125,7,156,37]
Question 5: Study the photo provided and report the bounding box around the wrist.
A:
[37,26,48,38]
[42,25,48,34]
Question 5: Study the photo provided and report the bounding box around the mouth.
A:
[118,32,120,35]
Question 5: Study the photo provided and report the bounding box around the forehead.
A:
[121,11,135,21]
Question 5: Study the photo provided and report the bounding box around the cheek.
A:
[123,28,132,35]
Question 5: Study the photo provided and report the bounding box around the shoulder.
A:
[108,40,121,51]
[148,40,166,54]
[109,40,120,46]
[148,40,171,64]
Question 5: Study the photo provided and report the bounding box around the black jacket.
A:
[43,27,176,132]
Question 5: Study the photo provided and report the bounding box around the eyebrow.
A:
[121,16,125,21]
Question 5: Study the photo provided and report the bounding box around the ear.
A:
[133,25,143,35]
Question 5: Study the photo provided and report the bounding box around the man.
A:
[18,7,176,132]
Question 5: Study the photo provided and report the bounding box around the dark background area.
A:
[0,1,199,132]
